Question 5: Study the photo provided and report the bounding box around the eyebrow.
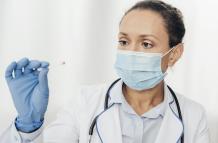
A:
[118,32,159,41]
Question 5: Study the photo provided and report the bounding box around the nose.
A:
[127,42,139,51]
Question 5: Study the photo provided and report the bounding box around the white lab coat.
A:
[0,80,210,143]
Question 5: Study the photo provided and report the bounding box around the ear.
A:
[168,43,184,67]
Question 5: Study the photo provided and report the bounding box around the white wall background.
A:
[0,0,217,142]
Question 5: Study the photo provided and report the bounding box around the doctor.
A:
[0,0,210,143]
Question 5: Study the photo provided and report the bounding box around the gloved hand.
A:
[5,58,50,133]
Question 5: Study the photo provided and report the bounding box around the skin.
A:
[118,9,184,115]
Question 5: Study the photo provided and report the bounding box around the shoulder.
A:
[78,82,109,103]
[176,92,207,120]
[65,82,111,111]
[53,82,110,126]
[175,93,210,141]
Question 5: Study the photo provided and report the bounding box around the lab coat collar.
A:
[108,79,123,105]
[154,84,184,143]
[95,80,183,143]
[95,104,123,143]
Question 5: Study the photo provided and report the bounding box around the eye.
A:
[142,42,153,49]
[118,40,128,46]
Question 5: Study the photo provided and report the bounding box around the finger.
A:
[40,61,49,68]
[33,61,49,75]
[33,70,40,75]
[5,61,17,81]
[38,68,49,96]
[23,60,41,74]
[15,58,29,78]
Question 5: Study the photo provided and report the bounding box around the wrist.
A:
[15,117,44,133]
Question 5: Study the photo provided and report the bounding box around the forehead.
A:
[119,10,168,38]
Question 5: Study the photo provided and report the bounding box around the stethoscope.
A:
[88,78,184,143]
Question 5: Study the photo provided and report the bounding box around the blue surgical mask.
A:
[114,48,175,91]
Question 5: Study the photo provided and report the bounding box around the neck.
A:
[122,81,165,115]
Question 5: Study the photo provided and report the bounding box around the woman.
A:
[0,0,210,143]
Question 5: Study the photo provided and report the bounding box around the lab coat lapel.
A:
[95,104,122,143]
[155,88,184,143]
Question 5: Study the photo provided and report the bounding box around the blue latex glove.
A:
[5,58,50,133]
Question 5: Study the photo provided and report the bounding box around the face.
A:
[118,9,183,71]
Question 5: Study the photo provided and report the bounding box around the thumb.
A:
[38,68,49,95]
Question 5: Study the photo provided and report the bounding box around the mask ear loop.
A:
[161,46,176,58]
[160,46,177,75]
